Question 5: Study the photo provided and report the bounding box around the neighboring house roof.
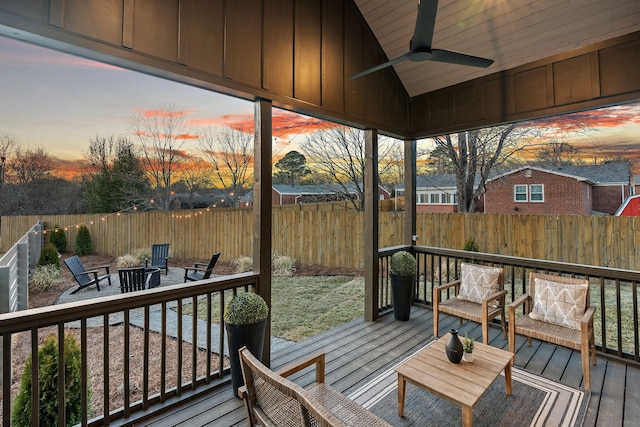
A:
[397,173,480,191]
[241,183,390,203]
[547,163,630,185]
[486,163,630,185]
[273,183,361,195]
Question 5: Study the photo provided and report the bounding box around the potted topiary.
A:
[224,291,269,397]
[462,333,475,362]
[390,250,417,321]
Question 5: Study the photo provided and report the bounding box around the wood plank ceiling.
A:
[353,0,640,97]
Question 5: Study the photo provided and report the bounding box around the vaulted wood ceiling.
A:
[354,0,640,97]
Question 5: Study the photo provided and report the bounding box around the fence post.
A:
[17,242,29,311]
[28,220,43,270]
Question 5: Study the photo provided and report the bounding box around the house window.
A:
[530,184,544,202]
[418,193,429,204]
[441,193,452,204]
[430,193,440,204]
[514,185,527,201]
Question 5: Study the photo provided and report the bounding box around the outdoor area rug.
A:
[349,344,589,427]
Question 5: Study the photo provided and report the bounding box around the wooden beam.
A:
[253,98,273,365]
[403,139,417,246]
[364,128,379,321]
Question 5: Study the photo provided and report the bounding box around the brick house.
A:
[484,163,631,215]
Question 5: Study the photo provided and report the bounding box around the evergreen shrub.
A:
[37,244,60,269]
[49,226,68,253]
[75,225,92,256]
[11,334,90,427]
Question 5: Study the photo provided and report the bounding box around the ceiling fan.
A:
[350,0,494,79]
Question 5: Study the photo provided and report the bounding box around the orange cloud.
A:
[136,108,197,119]
[191,110,333,141]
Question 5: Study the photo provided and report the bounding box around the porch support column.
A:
[364,128,379,322]
[403,139,417,246]
[253,98,272,365]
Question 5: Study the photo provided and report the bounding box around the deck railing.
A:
[0,272,259,426]
[378,245,640,366]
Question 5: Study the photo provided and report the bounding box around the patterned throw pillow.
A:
[457,263,502,304]
[529,278,588,330]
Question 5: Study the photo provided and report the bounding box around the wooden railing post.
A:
[364,128,379,322]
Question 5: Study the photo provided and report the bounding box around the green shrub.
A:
[224,292,269,325]
[390,250,417,276]
[272,253,295,277]
[49,226,68,253]
[11,334,90,427]
[463,238,479,252]
[29,265,62,292]
[37,244,60,269]
[75,225,92,256]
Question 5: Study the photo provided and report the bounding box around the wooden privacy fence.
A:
[1,208,639,271]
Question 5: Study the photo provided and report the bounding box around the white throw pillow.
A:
[457,263,502,304]
[529,278,588,330]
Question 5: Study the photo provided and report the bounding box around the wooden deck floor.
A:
[136,307,638,426]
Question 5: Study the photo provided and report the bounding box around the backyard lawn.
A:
[186,275,365,342]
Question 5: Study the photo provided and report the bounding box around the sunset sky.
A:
[1,35,640,177]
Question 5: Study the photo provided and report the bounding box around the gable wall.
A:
[411,32,640,138]
[484,169,591,215]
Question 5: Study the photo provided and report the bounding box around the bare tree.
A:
[0,134,16,218]
[131,106,197,209]
[3,146,58,214]
[432,124,536,212]
[200,126,253,207]
[534,140,581,166]
[178,159,212,209]
[300,125,399,211]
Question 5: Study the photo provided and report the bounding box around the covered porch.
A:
[2,245,639,425]
[0,0,639,425]
[137,306,637,426]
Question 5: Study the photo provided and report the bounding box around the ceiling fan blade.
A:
[412,0,438,49]
[350,53,411,79]
[430,49,494,68]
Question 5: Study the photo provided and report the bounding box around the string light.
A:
[30,202,222,235]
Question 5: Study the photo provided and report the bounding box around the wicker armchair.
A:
[238,347,391,427]
[433,263,507,344]
[508,272,596,391]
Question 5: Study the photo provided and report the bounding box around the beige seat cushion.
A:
[529,278,588,330]
[457,263,502,304]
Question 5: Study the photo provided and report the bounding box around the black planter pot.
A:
[225,318,267,397]
[391,272,415,321]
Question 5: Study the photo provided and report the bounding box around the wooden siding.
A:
[410,31,640,138]
[2,210,640,271]
[0,0,410,137]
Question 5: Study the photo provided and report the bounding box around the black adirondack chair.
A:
[118,267,155,293]
[183,252,221,283]
[63,255,112,294]
[145,243,169,275]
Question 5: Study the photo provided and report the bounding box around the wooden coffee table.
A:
[395,333,514,427]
